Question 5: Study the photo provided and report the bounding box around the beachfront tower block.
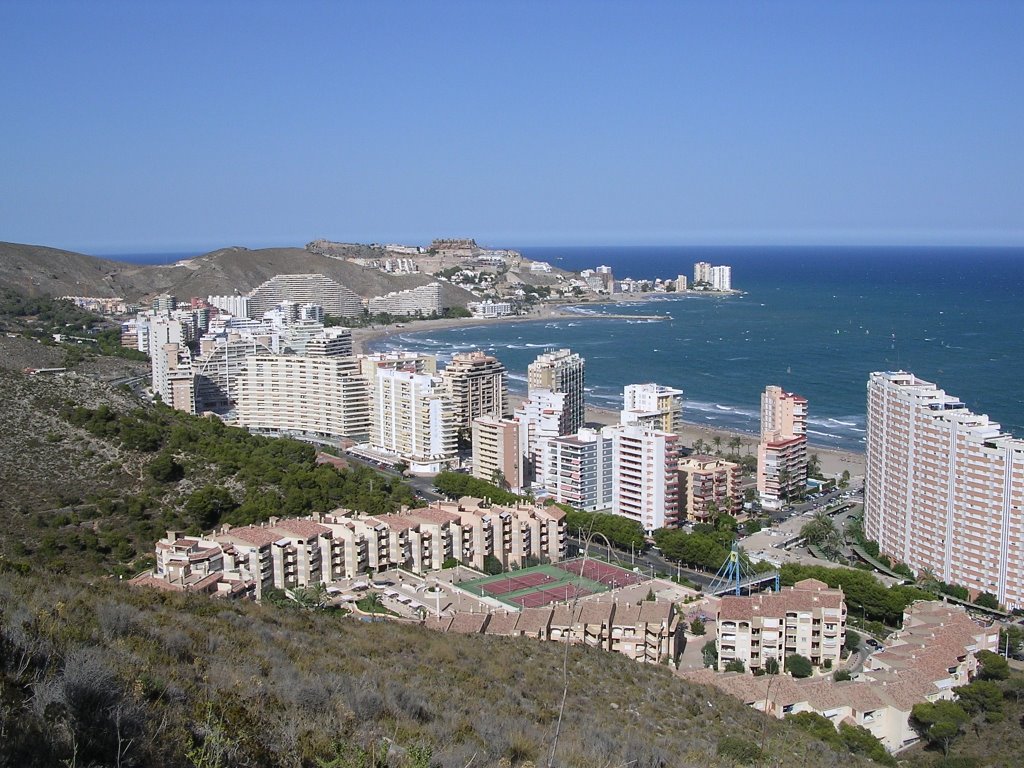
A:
[441,351,511,432]
[611,424,681,533]
[757,385,808,509]
[528,348,586,435]
[471,416,524,493]
[538,426,616,512]
[621,382,684,434]
[369,367,458,474]
[865,371,1024,610]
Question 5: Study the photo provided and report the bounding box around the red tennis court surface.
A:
[555,560,646,587]
[510,584,594,608]
[480,572,556,596]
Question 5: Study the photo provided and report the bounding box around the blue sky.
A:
[2,1,1021,253]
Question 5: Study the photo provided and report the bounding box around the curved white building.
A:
[865,371,1024,609]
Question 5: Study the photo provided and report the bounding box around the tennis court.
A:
[460,562,608,608]
[510,584,595,608]
[554,558,647,587]
[480,572,556,596]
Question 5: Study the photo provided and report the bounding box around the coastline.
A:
[351,301,866,479]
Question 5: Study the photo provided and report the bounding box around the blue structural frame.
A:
[708,541,781,596]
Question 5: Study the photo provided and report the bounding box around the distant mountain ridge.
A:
[0,241,477,307]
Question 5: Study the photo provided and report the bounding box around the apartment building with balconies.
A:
[441,351,510,431]
[620,382,684,434]
[757,385,809,509]
[865,370,1024,609]
[528,348,585,435]
[537,426,615,511]
[716,578,846,673]
[611,424,681,533]
[677,454,742,521]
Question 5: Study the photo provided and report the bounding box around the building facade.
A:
[441,351,510,432]
[248,273,364,318]
[367,282,443,317]
[538,426,616,511]
[865,371,1024,609]
[677,454,742,521]
[370,367,458,473]
[716,578,846,673]
[471,416,524,492]
[757,385,809,509]
[528,348,586,435]
[621,382,684,434]
[237,353,371,442]
[611,425,681,533]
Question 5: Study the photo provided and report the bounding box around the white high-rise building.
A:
[865,371,1024,609]
[709,265,732,291]
[611,425,681,533]
[207,295,251,318]
[370,368,458,473]
[538,426,616,511]
[237,346,370,442]
[514,389,567,485]
[621,383,684,434]
[248,274,364,318]
[528,348,585,435]
[694,262,712,285]
[149,315,184,402]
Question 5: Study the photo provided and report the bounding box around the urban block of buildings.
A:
[690,600,998,753]
[865,370,1024,609]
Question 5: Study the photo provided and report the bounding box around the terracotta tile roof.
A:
[578,602,614,625]
[274,519,331,539]
[448,613,489,634]
[406,507,462,525]
[368,514,419,532]
[130,573,185,592]
[483,612,521,635]
[423,615,453,632]
[516,607,553,635]
[718,582,844,622]
[220,525,282,548]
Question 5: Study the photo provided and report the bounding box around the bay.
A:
[369,246,1024,452]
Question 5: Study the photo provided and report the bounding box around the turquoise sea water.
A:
[368,246,1024,452]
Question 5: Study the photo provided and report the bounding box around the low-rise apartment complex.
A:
[690,600,998,753]
[425,598,679,664]
[716,578,846,673]
[136,499,567,599]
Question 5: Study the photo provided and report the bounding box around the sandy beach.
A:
[351,302,866,480]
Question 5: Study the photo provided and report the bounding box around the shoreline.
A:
[350,300,866,479]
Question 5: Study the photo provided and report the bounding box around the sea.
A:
[108,246,1024,453]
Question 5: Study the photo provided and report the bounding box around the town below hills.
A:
[0,253,1022,768]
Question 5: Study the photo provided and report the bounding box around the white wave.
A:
[827,418,858,427]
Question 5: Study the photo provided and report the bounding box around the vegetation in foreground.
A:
[0,565,884,768]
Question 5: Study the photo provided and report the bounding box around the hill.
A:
[0,241,477,307]
[0,333,893,768]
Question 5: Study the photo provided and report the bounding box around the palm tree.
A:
[712,436,723,455]
[693,438,708,455]
[728,436,742,458]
